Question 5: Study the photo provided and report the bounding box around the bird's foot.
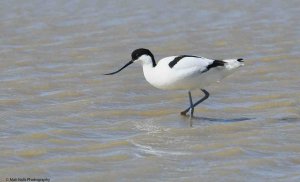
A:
[180,110,194,118]
[180,110,189,116]
[180,109,194,126]
[180,107,190,116]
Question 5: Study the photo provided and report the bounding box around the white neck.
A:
[142,63,159,87]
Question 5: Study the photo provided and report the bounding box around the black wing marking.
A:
[237,58,244,62]
[202,60,225,73]
[168,55,202,68]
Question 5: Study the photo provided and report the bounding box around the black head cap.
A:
[131,48,156,67]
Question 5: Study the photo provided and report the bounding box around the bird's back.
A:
[143,55,243,90]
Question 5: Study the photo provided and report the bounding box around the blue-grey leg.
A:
[180,89,210,116]
[188,91,194,118]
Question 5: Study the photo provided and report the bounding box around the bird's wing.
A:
[167,56,215,72]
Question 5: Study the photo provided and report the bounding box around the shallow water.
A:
[1,0,300,181]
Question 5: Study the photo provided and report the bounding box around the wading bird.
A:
[105,48,244,118]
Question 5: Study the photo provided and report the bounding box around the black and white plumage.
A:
[105,48,244,118]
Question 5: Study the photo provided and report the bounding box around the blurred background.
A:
[0,0,299,181]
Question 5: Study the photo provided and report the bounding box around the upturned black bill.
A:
[104,60,134,75]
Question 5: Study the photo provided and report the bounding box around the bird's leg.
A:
[188,91,194,118]
[180,89,210,116]
[181,91,193,116]
[193,89,210,108]
[181,92,189,116]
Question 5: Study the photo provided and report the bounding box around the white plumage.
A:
[105,48,244,118]
[142,56,243,90]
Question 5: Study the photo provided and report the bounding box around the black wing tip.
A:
[237,58,244,62]
[202,60,225,73]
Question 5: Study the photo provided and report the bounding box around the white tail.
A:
[223,58,244,70]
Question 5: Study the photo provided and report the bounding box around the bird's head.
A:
[104,48,156,75]
[131,48,155,66]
